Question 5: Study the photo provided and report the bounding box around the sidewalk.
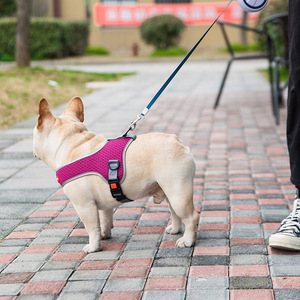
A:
[0,58,299,300]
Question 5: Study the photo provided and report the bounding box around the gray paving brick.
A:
[230,245,267,255]
[274,289,300,300]
[69,270,111,281]
[14,253,51,262]
[269,255,300,266]
[62,280,105,293]
[84,251,121,261]
[148,267,188,278]
[137,219,168,227]
[16,295,58,300]
[103,278,146,292]
[41,261,80,271]
[30,236,65,246]
[195,239,229,247]
[186,289,229,300]
[230,254,268,265]
[142,290,186,300]
[37,229,72,238]
[197,231,229,239]
[230,224,263,238]
[120,249,157,259]
[30,270,73,282]
[192,255,229,266]
[230,276,272,289]
[270,265,300,277]
[0,246,25,254]
[0,283,26,296]
[2,261,45,273]
[57,292,99,300]
[187,277,229,289]
[125,240,160,251]
[153,257,191,267]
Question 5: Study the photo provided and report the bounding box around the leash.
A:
[123,0,234,137]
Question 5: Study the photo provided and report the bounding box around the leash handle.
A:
[123,0,233,136]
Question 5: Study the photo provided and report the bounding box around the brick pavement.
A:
[0,59,300,299]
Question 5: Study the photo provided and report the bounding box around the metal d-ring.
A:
[123,114,143,137]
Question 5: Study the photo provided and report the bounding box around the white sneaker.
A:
[269,193,300,251]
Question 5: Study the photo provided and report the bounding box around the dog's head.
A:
[33,96,86,169]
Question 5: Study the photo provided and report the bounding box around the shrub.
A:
[0,18,89,60]
[256,0,289,58]
[86,46,109,55]
[140,14,186,50]
[0,0,16,17]
[151,46,187,57]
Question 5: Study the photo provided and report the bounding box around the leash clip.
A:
[123,113,144,137]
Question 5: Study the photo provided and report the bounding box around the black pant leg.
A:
[287,0,300,186]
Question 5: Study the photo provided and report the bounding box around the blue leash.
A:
[123,0,233,136]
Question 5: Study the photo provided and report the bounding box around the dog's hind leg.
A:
[159,180,199,247]
[99,209,113,240]
[165,198,182,235]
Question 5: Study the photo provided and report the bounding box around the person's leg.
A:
[269,0,300,251]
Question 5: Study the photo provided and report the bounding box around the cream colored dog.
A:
[33,97,199,253]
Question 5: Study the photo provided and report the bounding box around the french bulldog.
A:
[33,96,199,253]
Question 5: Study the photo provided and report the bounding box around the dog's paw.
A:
[176,237,194,248]
[165,225,181,235]
[100,232,111,240]
[83,244,102,253]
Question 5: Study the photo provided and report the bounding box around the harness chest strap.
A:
[56,135,136,203]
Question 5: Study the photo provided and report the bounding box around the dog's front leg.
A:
[99,209,114,240]
[72,200,102,253]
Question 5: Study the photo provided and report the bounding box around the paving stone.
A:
[120,249,157,259]
[155,248,193,258]
[230,254,268,265]
[230,224,263,239]
[187,277,229,290]
[2,261,45,273]
[229,276,272,289]
[16,295,58,300]
[153,257,191,267]
[186,289,229,300]
[57,292,100,300]
[0,59,296,298]
[0,283,26,296]
[124,240,160,251]
[69,270,111,281]
[41,261,80,271]
[103,278,146,292]
[148,267,188,278]
[191,255,229,266]
[230,245,267,255]
[30,270,73,282]
[142,290,185,300]
[274,290,300,300]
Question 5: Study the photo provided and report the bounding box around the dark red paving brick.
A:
[99,291,143,300]
[20,281,66,295]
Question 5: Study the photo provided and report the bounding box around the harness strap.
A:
[108,160,133,203]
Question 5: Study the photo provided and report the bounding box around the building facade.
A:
[46,0,259,55]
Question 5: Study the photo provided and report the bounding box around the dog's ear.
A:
[62,96,84,122]
[37,98,54,129]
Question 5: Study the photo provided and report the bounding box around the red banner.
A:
[94,2,259,27]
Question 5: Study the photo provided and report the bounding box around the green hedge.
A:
[0,18,89,61]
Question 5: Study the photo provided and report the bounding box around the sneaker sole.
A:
[269,234,300,251]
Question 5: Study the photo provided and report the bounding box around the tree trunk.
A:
[16,0,31,67]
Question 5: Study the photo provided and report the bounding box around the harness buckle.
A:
[108,160,132,203]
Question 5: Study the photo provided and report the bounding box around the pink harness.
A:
[56,136,135,189]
